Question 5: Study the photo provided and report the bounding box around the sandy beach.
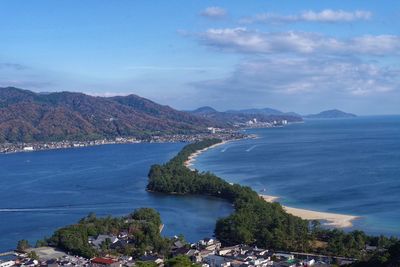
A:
[184,140,228,171]
[260,194,359,228]
[184,142,359,229]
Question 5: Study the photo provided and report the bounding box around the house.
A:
[365,245,378,252]
[303,259,315,266]
[199,238,221,251]
[110,240,129,250]
[138,255,164,265]
[118,231,129,239]
[199,238,216,247]
[172,247,199,258]
[45,259,59,267]
[90,235,119,249]
[195,249,215,262]
[90,257,121,267]
[203,255,228,267]
[172,240,185,250]
[218,245,240,256]
[273,253,294,261]
[249,257,273,266]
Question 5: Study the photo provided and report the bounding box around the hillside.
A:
[190,106,303,125]
[305,109,357,119]
[0,87,216,143]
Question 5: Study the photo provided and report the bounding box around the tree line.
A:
[147,139,399,262]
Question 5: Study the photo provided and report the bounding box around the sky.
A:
[1,0,399,115]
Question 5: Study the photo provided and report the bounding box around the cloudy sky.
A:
[1,0,399,114]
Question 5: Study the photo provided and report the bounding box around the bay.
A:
[0,143,232,252]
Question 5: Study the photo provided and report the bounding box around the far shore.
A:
[184,140,359,229]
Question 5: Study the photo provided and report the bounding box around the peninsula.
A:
[146,139,385,259]
[182,140,359,228]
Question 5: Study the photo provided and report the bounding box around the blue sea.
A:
[0,143,233,252]
[1,116,399,252]
[194,116,400,237]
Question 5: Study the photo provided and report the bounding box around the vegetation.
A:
[16,239,30,251]
[27,251,39,260]
[148,139,309,251]
[147,139,399,259]
[350,241,400,266]
[45,208,170,259]
[0,87,214,143]
[165,255,201,267]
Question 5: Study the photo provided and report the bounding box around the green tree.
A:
[17,239,30,251]
[166,255,200,267]
[27,251,39,260]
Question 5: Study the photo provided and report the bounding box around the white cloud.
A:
[192,57,400,109]
[200,6,227,18]
[198,28,400,56]
[240,9,372,24]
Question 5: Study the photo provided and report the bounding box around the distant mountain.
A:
[227,107,302,117]
[191,106,218,115]
[190,106,303,125]
[305,109,357,119]
[227,107,280,115]
[0,87,217,143]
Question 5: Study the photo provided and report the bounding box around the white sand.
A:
[184,141,228,171]
[183,142,359,229]
[260,194,359,228]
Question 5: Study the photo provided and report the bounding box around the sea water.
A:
[195,116,400,237]
[0,143,232,251]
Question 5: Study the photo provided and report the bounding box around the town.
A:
[0,118,295,154]
[0,235,358,267]
[0,130,246,154]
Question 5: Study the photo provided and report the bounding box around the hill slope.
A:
[190,106,303,126]
[0,87,216,143]
[305,109,357,119]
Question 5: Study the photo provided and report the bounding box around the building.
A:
[90,257,120,267]
[0,261,15,267]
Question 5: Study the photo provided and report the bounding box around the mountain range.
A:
[0,87,216,143]
[189,106,303,125]
[0,87,356,143]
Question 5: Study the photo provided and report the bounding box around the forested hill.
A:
[0,87,218,143]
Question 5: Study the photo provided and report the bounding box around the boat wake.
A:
[246,145,257,152]
[221,147,229,152]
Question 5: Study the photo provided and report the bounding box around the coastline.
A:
[260,195,359,228]
[185,139,359,229]
[184,140,229,171]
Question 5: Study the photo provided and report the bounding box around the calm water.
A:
[195,116,400,237]
[0,143,233,252]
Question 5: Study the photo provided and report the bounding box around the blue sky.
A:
[1,0,399,114]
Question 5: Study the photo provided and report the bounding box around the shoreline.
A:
[184,140,229,171]
[0,131,246,155]
[184,140,359,229]
[261,195,359,228]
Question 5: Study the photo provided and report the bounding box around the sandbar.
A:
[260,194,359,228]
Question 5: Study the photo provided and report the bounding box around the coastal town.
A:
[0,117,287,154]
[0,236,359,267]
[0,129,247,154]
